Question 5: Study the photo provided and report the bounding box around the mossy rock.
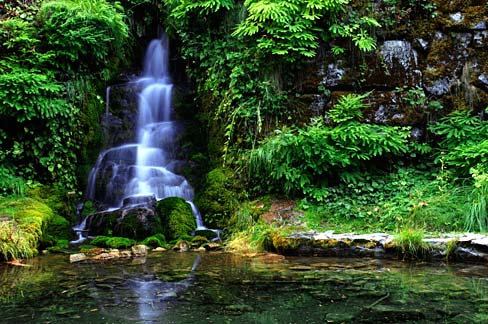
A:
[85,207,162,240]
[46,239,69,253]
[45,215,71,241]
[139,233,166,248]
[0,196,56,260]
[155,197,196,241]
[91,236,136,249]
[194,167,242,229]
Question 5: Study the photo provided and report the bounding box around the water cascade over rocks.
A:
[72,36,206,243]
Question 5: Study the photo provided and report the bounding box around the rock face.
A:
[84,205,162,240]
[304,2,488,126]
[82,197,196,241]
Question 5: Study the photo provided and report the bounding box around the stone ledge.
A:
[278,231,488,263]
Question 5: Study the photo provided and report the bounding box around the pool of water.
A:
[1,252,487,323]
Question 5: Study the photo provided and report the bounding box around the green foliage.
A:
[300,167,465,233]
[327,91,370,123]
[246,93,414,200]
[0,0,129,190]
[165,0,235,18]
[328,8,380,52]
[38,0,128,78]
[233,0,344,59]
[91,236,136,248]
[393,228,431,260]
[429,110,488,175]
[0,167,26,196]
[164,0,379,162]
[465,166,488,232]
[227,222,278,253]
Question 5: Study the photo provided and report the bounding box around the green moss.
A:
[194,167,242,229]
[90,236,136,249]
[0,196,56,260]
[46,239,69,253]
[191,235,209,247]
[156,197,196,241]
[139,233,166,248]
[45,214,71,241]
[115,209,163,240]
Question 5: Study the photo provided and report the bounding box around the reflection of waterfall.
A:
[129,255,201,322]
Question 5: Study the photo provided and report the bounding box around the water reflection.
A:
[1,253,488,323]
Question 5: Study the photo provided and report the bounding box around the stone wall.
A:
[303,0,488,138]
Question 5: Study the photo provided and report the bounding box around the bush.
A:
[246,92,416,201]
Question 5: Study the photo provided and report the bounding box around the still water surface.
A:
[1,252,487,323]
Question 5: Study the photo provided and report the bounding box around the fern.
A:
[246,92,412,199]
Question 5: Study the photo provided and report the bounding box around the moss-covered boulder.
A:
[90,236,136,249]
[139,233,166,248]
[194,167,242,229]
[0,197,55,260]
[85,206,163,240]
[155,197,196,241]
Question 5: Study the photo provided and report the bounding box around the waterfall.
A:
[76,35,205,242]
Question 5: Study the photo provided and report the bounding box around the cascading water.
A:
[75,35,206,243]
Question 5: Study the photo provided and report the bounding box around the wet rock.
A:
[152,247,167,252]
[194,228,221,241]
[156,197,196,241]
[473,21,487,30]
[131,245,148,257]
[69,253,88,263]
[172,240,189,252]
[474,31,488,47]
[319,62,346,87]
[449,12,464,23]
[203,242,223,251]
[425,76,453,96]
[91,252,115,261]
[84,206,162,240]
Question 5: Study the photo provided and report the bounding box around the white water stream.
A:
[73,36,205,243]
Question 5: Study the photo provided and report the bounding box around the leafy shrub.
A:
[0,167,26,196]
[0,0,129,190]
[465,166,488,232]
[38,0,128,78]
[429,109,488,175]
[246,92,414,200]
